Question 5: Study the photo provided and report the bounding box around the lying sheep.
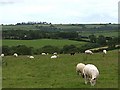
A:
[85,50,93,55]
[13,53,18,57]
[41,53,46,55]
[51,55,57,59]
[27,56,34,59]
[83,64,99,86]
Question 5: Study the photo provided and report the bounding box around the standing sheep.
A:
[103,50,107,57]
[76,63,86,78]
[83,64,99,86]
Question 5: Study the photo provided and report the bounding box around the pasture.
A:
[2,50,118,88]
[2,39,87,49]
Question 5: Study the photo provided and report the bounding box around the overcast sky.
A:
[0,0,119,24]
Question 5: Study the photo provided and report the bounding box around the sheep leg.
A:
[84,74,89,84]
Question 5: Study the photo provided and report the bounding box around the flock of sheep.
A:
[1,49,107,86]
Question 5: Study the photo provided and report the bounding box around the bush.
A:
[2,46,12,55]
[79,43,101,53]
[62,45,78,54]
[11,45,33,55]
[40,45,60,54]
[2,45,33,55]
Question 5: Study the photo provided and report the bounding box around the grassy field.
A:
[2,39,87,49]
[2,50,118,88]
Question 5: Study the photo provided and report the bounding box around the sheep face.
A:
[90,78,96,86]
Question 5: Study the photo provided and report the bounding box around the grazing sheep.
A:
[76,63,86,78]
[1,54,4,57]
[83,64,99,86]
[13,53,18,57]
[85,50,93,55]
[42,53,46,55]
[51,55,57,59]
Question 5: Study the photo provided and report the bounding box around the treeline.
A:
[16,21,51,25]
[1,44,101,55]
[3,30,79,40]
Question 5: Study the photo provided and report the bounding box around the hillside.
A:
[2,39,87,49]
[2,50,118,88]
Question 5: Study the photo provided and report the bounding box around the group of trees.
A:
[1,43,100,55]
[1,45,67,55]
[3,30,79,40]
[89,34,120,47]
[16,21,51,25]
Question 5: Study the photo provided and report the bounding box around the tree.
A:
[41,45,60,54]
[97,35,106,45]
[89,35,96,43]
[62,45,78,54]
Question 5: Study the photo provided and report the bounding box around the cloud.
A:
[0,0,119,24]
[0,0,23,5]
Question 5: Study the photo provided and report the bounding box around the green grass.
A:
[2,50,118,88]
[2,39,87,49]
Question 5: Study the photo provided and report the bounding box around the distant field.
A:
[2,39,87,48]
[80,31,118,37]
[2,50,118,88]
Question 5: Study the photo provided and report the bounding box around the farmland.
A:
[2,50,118,88]
[1,23,119,88]
[2,39,87,49]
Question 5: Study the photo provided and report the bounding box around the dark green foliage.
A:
[2,46,12,55]
[89,34,96,43]
[40,45,60,54]
[97,35,107,45]
[11,45,33,55]
[79,43,101,52]
[62,45,78,54]
[2,45,33,55]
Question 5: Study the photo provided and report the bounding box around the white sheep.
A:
[53,52,57,55]
[41,53,46,55]
[76,63,86,78]
[13,53,18,57]
[103,50,107,54]
[51,55,57,59]
[83,64,99,86]
[85,50,93,55]
[1,54,4,57]
[29,56,34,59]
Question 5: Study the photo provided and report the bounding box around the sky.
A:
[0,0,119,24]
